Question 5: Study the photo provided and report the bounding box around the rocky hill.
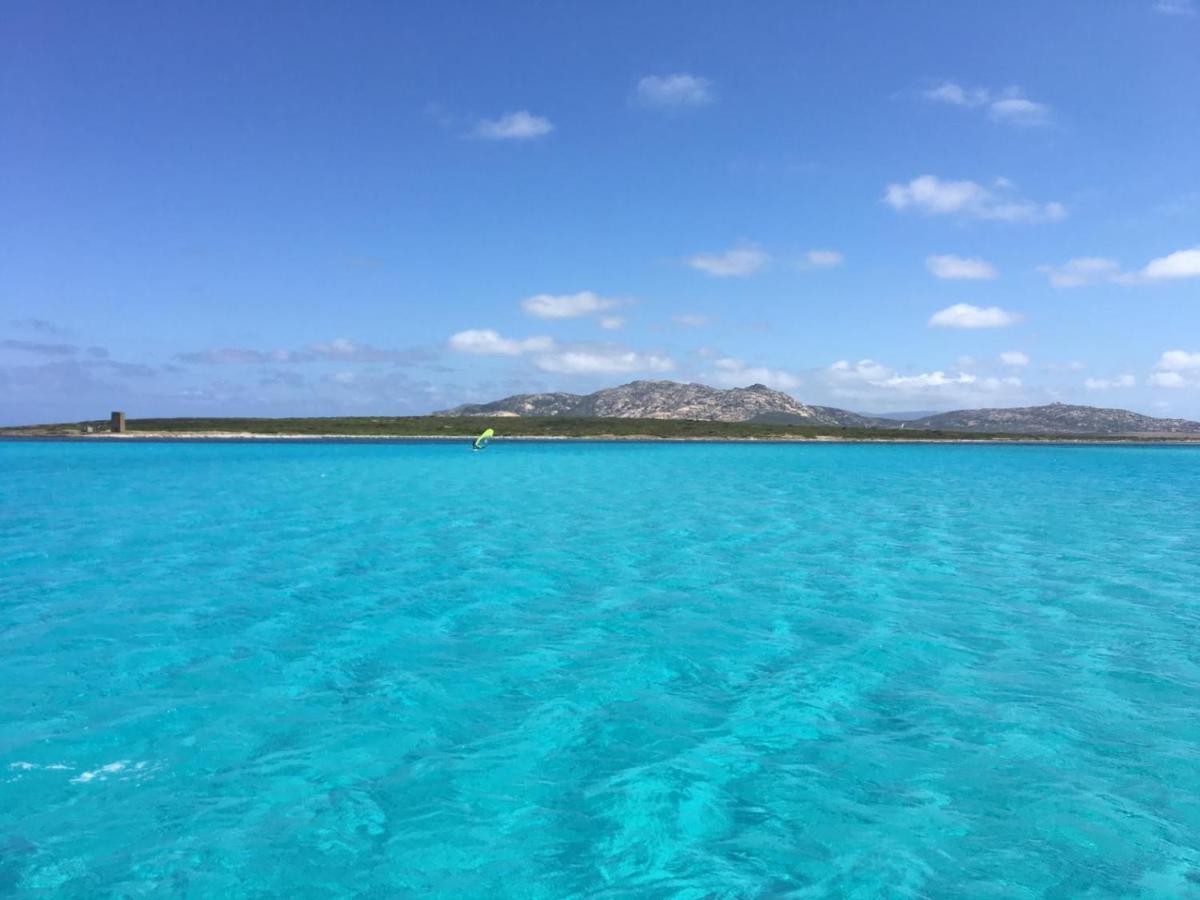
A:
[436,380,881,427]
[905,402,1200,435]
[437,383,1200,435]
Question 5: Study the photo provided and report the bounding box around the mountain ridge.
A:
[435,380,882,427]
[905,401,1200,435]
[435,381,1200,435]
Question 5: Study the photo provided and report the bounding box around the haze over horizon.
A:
[3,1,1199,426]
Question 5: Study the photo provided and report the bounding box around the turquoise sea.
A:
[2,440,1199,897]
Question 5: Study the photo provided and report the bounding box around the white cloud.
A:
[1150,372,1187,388]
[803,249,844,268]
[1039,247,1200,287]
[1142,247,1200,281]
[1000,351,1030,366]
[1037,257,1125,288]
[884,175,1066,223]
[711,357,801,390]
[1151,350,1200,388]
[686,243,769,277]
[636,74,714,108]
[599,316,625,330]
[824,358,1022,405]
[923,82,1050,126]
[1158,349,1200,371]
[472,110,554,140]
[1085,374,1136,389]
[929,303,1022,329]
[926,254,998,280]
[520,291,622,319]
[1154,0,1196,15]
[988,96,1050,126]
[829,359,892,383]
[671,314,710,327]
[886,175,988,214]
[448,328,673,375]
[923,81,990,107]
[448,329,554,355]
[884,371,985,389]
[534,348,674,374]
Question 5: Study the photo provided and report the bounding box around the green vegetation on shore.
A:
[4,415,1198,442]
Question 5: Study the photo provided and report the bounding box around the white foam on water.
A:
[71,760,131,784]
[8,761,73,772]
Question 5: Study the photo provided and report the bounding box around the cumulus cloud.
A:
[448,329,555,356]
[1085,374,1136,389]
[1000,351,1030,366]
[1158,349,1200,371]
[520,291,623,319]
[1039,246,1200,287]
[802,249,844,268]
[824,358,1022,405]
[929,303,1022,329]
[598,316,625,330]
[636,73,714,108]
[1141,246,1200,281]
[472,110,554,140]
[884,175,1066,223]
[923,82,1050,126]
[686,243,769,277]
[710,357,801,390]
[671,314,710,327]
[1150,350,1200,388]
[926,254,998,280]
[534,348,674,374]
[447,328,673,375]
[1150,372,1188,388]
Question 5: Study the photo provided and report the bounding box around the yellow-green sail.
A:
[472,427,494,450]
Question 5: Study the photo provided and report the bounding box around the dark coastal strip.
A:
[4,416,1200,444]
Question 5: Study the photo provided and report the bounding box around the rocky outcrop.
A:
[436,380,880,426]
[437,384,1200,435]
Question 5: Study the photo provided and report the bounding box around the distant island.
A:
[438,380,1200,436]
[5,381,1200,442]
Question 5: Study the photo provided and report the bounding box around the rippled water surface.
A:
[2,440,1199,897]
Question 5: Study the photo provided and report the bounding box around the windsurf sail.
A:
[472,427,494,450]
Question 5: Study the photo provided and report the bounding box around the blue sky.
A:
[2,0,1199,424]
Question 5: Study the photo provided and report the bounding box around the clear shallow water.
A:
[2,440,1199,898]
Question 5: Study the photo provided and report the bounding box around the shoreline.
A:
[4,431,1200,446]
